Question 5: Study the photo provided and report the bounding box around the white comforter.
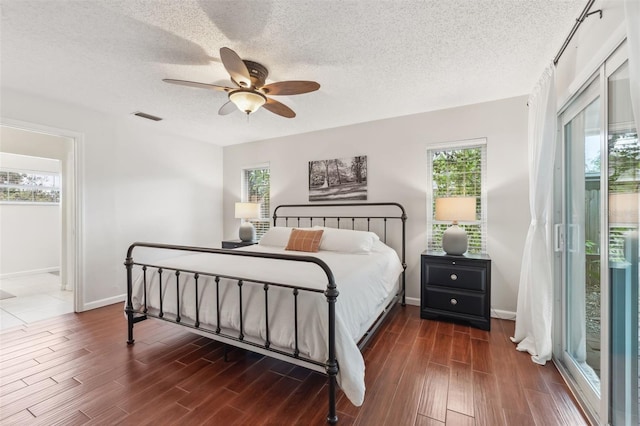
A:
[129,242,403,406]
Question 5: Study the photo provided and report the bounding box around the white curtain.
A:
[511,64,557,365]
[626,0,640,129]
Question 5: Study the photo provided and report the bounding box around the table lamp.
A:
[435,196,476,255]
[235,202,261,242]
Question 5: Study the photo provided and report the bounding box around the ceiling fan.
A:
[163,47,320,118]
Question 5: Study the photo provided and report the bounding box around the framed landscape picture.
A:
[308,155,367,202]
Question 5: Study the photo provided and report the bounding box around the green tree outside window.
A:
[428,145,486,254]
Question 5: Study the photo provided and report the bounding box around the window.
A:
[0,169,61,203]
[243,166,270,239]
[426,140,487,254]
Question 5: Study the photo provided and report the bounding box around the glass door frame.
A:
[554,40,631,425]
[557,70,607,421]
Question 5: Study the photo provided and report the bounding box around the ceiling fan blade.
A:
[163,79,233,92]
[218,101,237,115]
[261,81,320,96]
[220,47,252,88]
[263,97,296,118]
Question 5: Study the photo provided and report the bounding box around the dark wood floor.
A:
[0,303,588,425]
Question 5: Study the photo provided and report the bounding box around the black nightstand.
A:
[420,251,491,330]
[222,240,257,249]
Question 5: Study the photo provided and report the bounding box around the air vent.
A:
[132,112,163,121]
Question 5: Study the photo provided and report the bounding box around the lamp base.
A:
[442,224,468,255]
[239,222,256,242]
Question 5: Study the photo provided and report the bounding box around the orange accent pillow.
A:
[285,228,324,253]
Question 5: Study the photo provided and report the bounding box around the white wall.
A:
[1,88,224,310]
[1,205,61,276]
[0,153,61,276]
[223,95,529,314]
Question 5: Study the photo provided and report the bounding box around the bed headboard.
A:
[272,202,407,305]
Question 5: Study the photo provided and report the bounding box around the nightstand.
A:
[420,251,491,330]
[222,240,257,249]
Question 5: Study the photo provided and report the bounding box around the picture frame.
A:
[308,155,367,202]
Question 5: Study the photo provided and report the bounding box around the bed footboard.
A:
[124,242,340,423]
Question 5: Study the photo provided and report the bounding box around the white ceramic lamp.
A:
[435,197,476,255]
[235,202,261,242]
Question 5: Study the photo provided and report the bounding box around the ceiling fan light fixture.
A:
[229,90,266,114]
[164,47,318,119]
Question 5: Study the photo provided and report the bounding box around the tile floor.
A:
[0,272,73,330]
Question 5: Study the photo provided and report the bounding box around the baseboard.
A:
[404,297,516,322]
[81,294,126,312]
[491,308,516,321]
[0,267,60,279]
[404,296,420,306]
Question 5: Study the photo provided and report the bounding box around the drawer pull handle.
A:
[450,298,458,305]
[450,274,458,281]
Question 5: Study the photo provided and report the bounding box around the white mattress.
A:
[129,242,403,406]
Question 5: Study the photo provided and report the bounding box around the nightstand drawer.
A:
[424,287,486,317]
[425,264,486,291]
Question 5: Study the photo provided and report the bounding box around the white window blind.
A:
[243,166,270,239]
[426,140,487,254]
[0,169,61,203]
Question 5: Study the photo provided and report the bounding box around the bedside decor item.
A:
[435,196,476,255]
[235,202,261,242]
[308,155,367,201]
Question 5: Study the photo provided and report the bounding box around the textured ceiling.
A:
[0,0,585,146]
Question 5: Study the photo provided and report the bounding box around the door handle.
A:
[554,224,564,252]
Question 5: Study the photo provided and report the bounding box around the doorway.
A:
[0,121,81,328]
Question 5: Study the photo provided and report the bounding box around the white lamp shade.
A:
[235,202,261,219]
[229,91,266,114]
[435,197,476,223]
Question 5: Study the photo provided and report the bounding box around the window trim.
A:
[426,138,488,254]
[242,164,271,239]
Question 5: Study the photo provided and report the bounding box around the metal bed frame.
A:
[125,202,406,424]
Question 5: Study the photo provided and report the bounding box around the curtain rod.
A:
[553,0,602,65]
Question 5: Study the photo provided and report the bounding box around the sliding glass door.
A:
[561,77,602,412]
[607,59,639,426]
[557,43,639,425]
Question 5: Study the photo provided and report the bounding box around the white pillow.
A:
[313,226,379,254]
[259,227,292,247]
